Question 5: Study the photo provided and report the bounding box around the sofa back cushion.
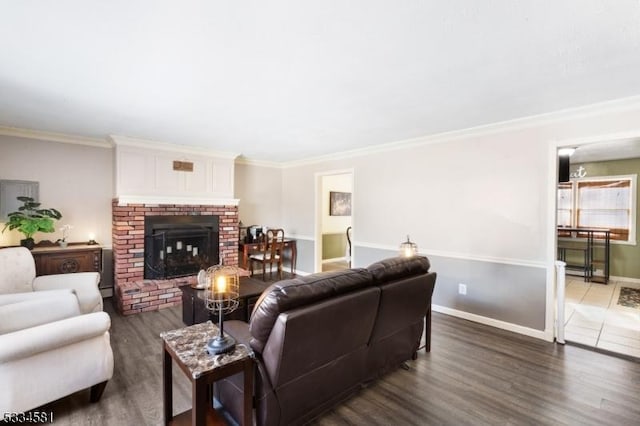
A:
[367,255,431,284]
[368,272,436,344]
[249,268,373,353]
[366,256,436,376]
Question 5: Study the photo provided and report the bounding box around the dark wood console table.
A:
[31,243,102,276]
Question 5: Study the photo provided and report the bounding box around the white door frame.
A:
[545,130,640,342]
[314,169,355,273]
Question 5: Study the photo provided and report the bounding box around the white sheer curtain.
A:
[577,179,631,240]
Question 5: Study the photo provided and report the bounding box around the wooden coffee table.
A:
[181,276,269,326]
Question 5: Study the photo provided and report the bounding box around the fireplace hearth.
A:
[144,215,219,279]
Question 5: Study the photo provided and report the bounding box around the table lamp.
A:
[204,265,240,354]
[399,235,418,257]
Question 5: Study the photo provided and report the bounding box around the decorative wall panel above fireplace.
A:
[110,135,239,205]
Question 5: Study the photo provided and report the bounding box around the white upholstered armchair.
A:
[0,292,114,415]
[0,247,103,314]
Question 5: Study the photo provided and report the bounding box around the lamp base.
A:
[206,335,236,355]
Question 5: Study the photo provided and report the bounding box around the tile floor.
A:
[564,276,640,358]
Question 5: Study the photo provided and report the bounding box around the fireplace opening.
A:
[144,215,219,279]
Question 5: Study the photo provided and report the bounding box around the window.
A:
[557,175,636,243]
[557,182,573,228]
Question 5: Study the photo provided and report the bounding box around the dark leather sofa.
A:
[217,256,437,425]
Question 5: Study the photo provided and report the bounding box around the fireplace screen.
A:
[144,215,219,279]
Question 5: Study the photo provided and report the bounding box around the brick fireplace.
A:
[112,200,239,315]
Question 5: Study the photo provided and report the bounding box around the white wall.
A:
[234,163,283,229]
[269,99,640,334]
[0,136,113,247]
[281,103,640,262]
[321,173,352,234]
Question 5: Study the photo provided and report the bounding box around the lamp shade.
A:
[204,265,240,311]
[204,265,240,354]
[399,235,418,257]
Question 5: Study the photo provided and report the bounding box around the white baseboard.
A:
[100,288,113,298]
[432,304,552,342]
[610,275,640,284]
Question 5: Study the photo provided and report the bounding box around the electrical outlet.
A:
[458,283,467,295]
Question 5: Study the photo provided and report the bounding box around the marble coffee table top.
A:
[160,321,253,379]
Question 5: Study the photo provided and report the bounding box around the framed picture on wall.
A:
[329,191,351,216]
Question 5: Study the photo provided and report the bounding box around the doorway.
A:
[550,135,640,358]
[315,170,354,273]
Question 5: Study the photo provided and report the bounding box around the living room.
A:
[2,1,640,425]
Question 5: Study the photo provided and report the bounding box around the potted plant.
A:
[2,196,62,249]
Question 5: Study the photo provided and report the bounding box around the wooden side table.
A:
[161,321,254,426]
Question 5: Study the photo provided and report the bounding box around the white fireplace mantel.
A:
[116,195,239,206]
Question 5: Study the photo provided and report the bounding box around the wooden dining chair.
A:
[249,228,285,281]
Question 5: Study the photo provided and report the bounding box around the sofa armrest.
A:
[0,294,81,335]
[0,311,111,363]
[0,289,75,307]
[33,272,100,291]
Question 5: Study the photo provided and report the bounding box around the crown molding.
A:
[235,156,283,168]
[115,195,239,206]
[0,126,110,148]
[108,135,239,159]
[279,94,640,168]
[4,94,640,166]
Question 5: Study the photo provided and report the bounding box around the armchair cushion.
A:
[0,294,81,335]
[0,289,75,307]
[0,312,111,363]
[33,273,102,313]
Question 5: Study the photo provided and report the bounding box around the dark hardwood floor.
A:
[20,299,640,426]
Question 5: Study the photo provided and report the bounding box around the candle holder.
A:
[204,265,240,354]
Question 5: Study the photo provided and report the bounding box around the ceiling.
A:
[571,138,640,163]
[1,1,640,162]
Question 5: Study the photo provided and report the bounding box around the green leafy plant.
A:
[2,196,62,241]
